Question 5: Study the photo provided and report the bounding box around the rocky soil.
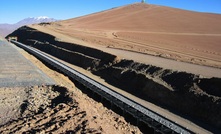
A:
[7,26,221,131]
[0,47,141,133]
[0,85,140,133]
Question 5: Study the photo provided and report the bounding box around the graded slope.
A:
[36,3,221,68]
[62,3,221,33]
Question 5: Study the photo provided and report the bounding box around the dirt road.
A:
[101,47,221,78]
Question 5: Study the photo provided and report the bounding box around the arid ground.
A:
[31,3,221,68]
[0,38,141,133]
[3,3,221,133]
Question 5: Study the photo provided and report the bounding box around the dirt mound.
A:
[0,85,104,133]
[0,85,140,134]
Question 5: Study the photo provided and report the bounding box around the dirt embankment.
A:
[8,26,221,130]
[94,60,221,128]
[7,26,117,71]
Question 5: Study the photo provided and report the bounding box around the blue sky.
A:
[0,0,221,24]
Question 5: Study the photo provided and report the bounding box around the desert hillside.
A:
[28,3,221,68]
[63,3,221,33]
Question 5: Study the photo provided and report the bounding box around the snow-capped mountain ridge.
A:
[0,16,57,37]
[28,16,50,20]
[16,16,56,25]
[35,16,50,20]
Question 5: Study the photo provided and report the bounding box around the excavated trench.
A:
[7,26,221,131]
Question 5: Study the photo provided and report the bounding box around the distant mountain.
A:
[16,16,57,26]
[0,16,57,37]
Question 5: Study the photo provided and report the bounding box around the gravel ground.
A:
[0,40,54,87]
